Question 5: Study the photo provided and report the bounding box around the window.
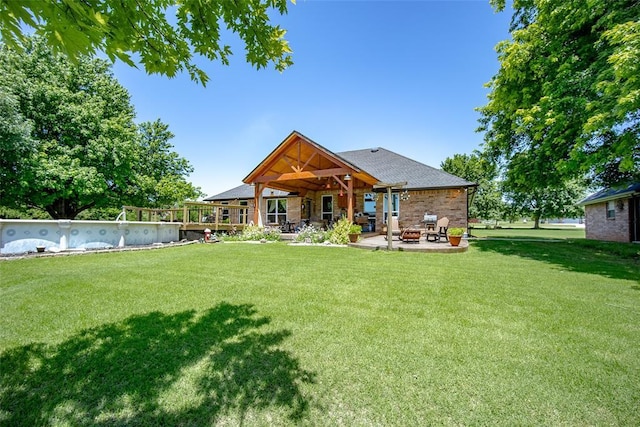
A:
[267,198,287,224]
[364,193,376,215]
[238,200,248,223]
[221,201,229,221]
[606,201,616,219]
[322,195,333,222]
[382,193,400,223]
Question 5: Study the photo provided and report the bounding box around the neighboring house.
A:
[204,131,476,232]
[579,182,640,243]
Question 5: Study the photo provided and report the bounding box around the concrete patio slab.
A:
[349,233,468,253]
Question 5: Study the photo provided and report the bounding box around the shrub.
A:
[349,224,362,234]
[448,227,465,236]
[327,217,352,245]
[262,226,283,241]
[295,224,327,243]
[221,224,281,242]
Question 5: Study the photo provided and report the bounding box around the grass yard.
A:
[470,224,586,240]
[1,240,639,426]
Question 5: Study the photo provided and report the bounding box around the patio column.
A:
[347,177,354,222]
[373,181,407,251]
[253,183,263,227]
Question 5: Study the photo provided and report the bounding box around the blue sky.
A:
[112,0,512,198]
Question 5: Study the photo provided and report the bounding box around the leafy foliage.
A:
[447,227,465,236]
[327,217,352,245]
[501,177,586,229]
[0,89,34,198]
[128,120,203,208]
[348,224,362,234]
[0,206,49,220]
[0,0,294,86]
[440,152,503,221]
[480,0,640,187]
[0,36,200,219]
[75,207,123,221]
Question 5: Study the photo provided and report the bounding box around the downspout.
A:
[347,177,354,222]
[467,185,477,237]
[387,186,393,251]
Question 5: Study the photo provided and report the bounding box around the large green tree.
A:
[130,120,204,208]
[440,152,503,222]
[0,89,35,197]
[501,171,587,228]
[0,37,200,219]
[480,0,640,187]
[0,0,294,86]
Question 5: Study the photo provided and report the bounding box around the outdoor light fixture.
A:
[400,190,410,201]
[344,174,351,181]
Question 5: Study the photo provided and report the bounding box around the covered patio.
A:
[243,131,378,227]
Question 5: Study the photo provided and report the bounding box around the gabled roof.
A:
[206,131,476,200]
[579,182,640,206]
[203,184,289,201]
[242,130,378,194]
[338,147,475,190]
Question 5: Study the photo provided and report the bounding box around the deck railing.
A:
[120,202,250,231]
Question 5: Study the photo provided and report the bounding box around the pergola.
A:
[243,131,379,225]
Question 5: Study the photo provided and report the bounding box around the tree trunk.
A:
[45,199,95,219]
[533,215,541,229]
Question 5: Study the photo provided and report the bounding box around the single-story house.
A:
[579,182,640,243]
[204,131,476,232]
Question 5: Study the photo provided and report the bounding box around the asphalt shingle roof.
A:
[337,147,475,189]
[579,182,640,206]
[203,184,289,201]
[205,147,475,200]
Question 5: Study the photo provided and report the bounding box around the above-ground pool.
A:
[0,219,182,255]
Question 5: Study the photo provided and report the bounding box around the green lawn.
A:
[1,240,639,426]
[470,224,586,239]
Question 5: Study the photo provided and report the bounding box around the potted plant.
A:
[348,223,362,243]
[447,227,465,247]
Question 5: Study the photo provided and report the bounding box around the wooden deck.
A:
[121,202,251,234]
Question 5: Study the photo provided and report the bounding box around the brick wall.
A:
[584,199,630,242]
[233,188,469,231]
[375,188,468,231]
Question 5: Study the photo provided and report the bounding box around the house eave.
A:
[579,190,639,206]
[372,183,477,192]
[579,186,640,206]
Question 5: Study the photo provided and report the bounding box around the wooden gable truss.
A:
[243,131,379,225]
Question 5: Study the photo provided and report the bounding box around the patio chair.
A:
[383,216,402,240]
[436,217,449,242]
[425,217,449,242]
